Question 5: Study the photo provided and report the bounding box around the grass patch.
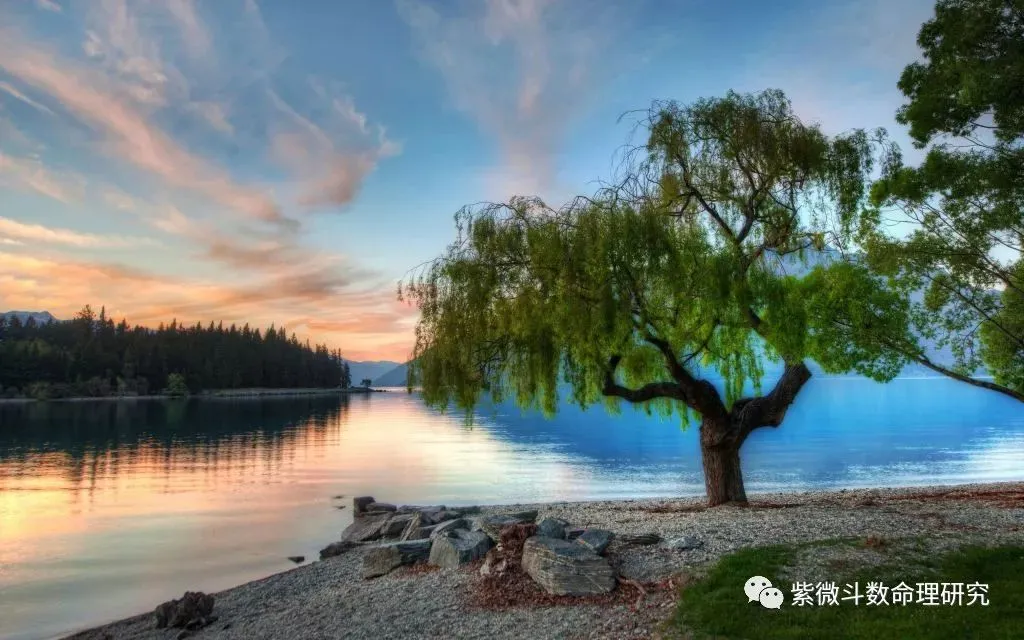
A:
[668,543,1024,640]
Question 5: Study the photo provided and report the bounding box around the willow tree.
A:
[401,90,908,506]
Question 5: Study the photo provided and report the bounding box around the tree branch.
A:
[733,362,812,443]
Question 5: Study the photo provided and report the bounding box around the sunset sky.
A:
[0,0,934,361]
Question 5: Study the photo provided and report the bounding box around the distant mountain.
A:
[346,360,401,385]
[373,362,411,387]
[1,310,58,325]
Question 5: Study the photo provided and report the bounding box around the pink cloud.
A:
[0,37,287,227]
[0,251,418,360]
[0,216,152,248]
[0,152,82,203]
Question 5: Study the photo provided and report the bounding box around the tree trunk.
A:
[700,439,747,506]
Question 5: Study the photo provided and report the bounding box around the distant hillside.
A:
[346,360,401,385]
[373,362,411,387]
[1,310,58,325]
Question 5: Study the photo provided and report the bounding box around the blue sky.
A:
[0,0,936,360]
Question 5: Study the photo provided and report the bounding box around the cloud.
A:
[0,216,153,248]
[398,0,609,199]
[0,251,418,360]
[268,87,399,209]
[0,1,411,360]
[34,0,62,13]
[0,152,82,203]
[0,38,287,227]
[0,80,54,115]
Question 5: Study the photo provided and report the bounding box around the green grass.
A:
[667,542,1024,640]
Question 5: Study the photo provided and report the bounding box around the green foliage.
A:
[404,90,898,422]
[897,0,1024,146]
[980,261,1024,391]
[164,373,189,397]
[860,0,1024,397]
[669,543,1024,639]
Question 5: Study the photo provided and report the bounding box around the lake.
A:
[1,378,1022,640]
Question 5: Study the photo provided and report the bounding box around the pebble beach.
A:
[63,482,1024,640]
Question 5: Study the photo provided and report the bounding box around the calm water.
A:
[1,379,1023,640]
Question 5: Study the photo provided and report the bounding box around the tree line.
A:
[0,305,352,399]
[403,0,1023,506]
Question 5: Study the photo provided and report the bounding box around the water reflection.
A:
[0,379,1022,640]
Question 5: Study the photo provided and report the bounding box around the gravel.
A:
[63,482,1024,640]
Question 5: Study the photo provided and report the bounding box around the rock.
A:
[428,529,493,568]
[420,509,462,525]
[340,513,390,543]
[366,502,397,513]
[154,591,215,629]
[537,517,570,539]
[458,505,483,515]
[362,539,433,579]
[618,533,661,545]
[175,631,191,640]
[381,513,416,538]
[664,535,703,551]
[575,529,614,555]
[398,512,423,541]
[430,517,471,539]
[474,511,539,542]
[353,496,376,515]
[521,537,616,596]
[565,527,586,540]
[397,504,446,514]
[334,505,346,510]
[479,547,508,577]
[319,540,357,559]
[286,555,305,564]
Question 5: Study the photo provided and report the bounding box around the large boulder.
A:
[361,539,433,579]
[474,511,539,542]
[428,529,493,568]
[366,502,397,513]
[397,504,446,514]
[340,513,390,543]
[381,513,416,538]
[537,517,569,539]
[352,496,376,515]
[575,529,614,555]
[319,540,357,560]
[398,512,423,540]
[429,518,470,539]
[154,592,215,630]
[521,537,616,596]
[420,509,462,525]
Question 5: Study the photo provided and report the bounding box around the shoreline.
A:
[0,387,387,405]
[61,480,1024,640]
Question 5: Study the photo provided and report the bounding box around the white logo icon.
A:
[745,575,784,609]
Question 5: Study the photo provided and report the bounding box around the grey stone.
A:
[397,504,446,514]
[664,535,704,551]
[352,496,376,515]
[366,502,397,513]
[537,517,570,539]
[286,555,305,564]
[428,529,493,568]
[429,517,471,539]
[340,513,390,543]
[420,509,462,525]
[381,513,416,538]
[618,532,662,545]
[575,529,614,555]
[398,512,423,541]
[319,540,357,560]
[566,528,586,540]
[522,536,616,596]
[474,511,539,542]
[361,539,432,579]
[154,592,215,629]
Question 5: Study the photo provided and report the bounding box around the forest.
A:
[0,305,352,399]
